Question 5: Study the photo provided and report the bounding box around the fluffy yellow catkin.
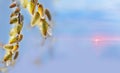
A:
[0,1,54,70]
[2,0,24,66]
[20,0,52,39]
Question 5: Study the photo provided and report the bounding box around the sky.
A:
[0,0,120,73]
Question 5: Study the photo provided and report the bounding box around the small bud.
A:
[14,51,19,60]
[18,34,23,42]
[14,7,20,14]
[9,3,16,8]
[45,9,52,21]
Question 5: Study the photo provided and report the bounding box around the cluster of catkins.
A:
[20,0,52,39]
[2,0,23,66]
[0,0,53,67]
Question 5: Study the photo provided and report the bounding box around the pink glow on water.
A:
[92,35,107,47]
[92,35,120,55]
[92,35,120,47]
[57,35,120,55]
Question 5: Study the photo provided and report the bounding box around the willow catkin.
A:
[20,0,53,39]
[37,3,44,18]
[2,0,24,66]
[31,11,40,27]
[27,1,36,15]
[39,19,49,38]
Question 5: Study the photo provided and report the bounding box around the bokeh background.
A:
[0,0,120,73]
